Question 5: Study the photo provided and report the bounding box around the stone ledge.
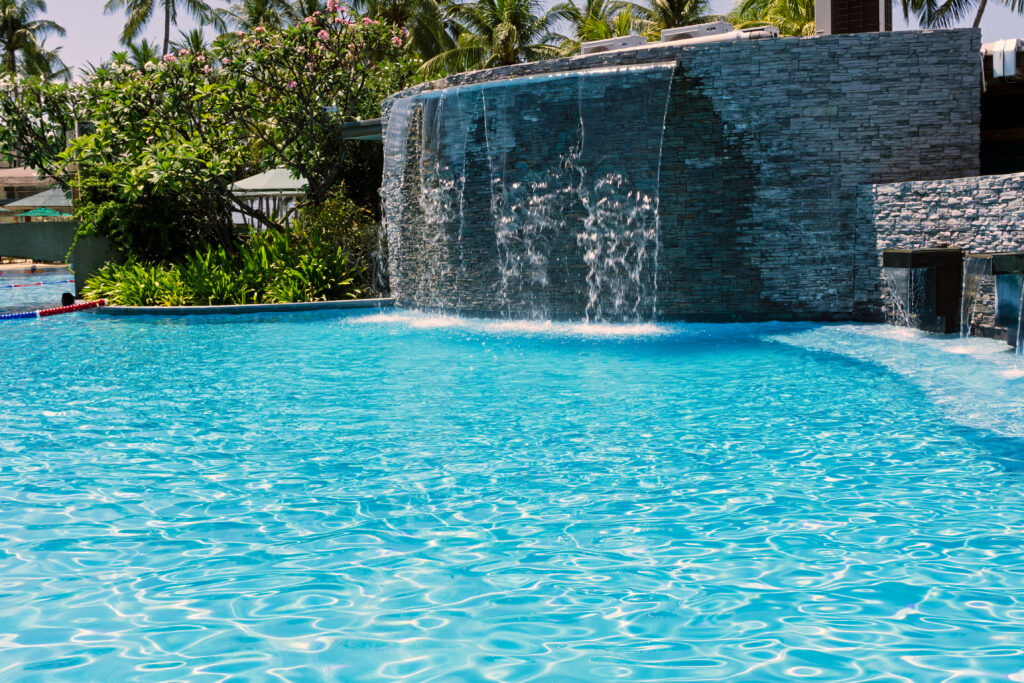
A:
[95,298,395,316]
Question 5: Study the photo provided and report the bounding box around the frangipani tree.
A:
[0,0,414,257]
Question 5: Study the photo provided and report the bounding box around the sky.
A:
[43,0,1024,75]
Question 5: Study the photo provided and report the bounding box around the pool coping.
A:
[95,298,395,316]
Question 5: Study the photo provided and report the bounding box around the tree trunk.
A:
[973,0,987,28]
[163,0,172,55]
[3,47,16,74]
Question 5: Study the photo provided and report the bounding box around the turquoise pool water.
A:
[3,309,1024,681]
[0,267,75,314]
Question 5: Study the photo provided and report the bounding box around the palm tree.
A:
[170,27,207,52]
[103,0,225,56]
[0,0,66,77]
[552,0,637,55]
[421,0,561,76]
[350,0,458,61]
[628,0,716,37]
[124,37,162,66]
[728,0,814,35]
[281,0,322,23]
[899,0,1022,28]
[217,0,287,31]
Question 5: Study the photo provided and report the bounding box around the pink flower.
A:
[392,36,402,46]
[303,16,315,23]
[286,80,298,90]
[334,16,343,23]
[178,48,188,56]
[362,16,372,25]
[236,31,245,37]
[196,55,206,63]
[326,0,341,9]
[163,54,177,62]
[203,65,212,73]
[318,29,330,40]
[222,57,232,64]
[255,26,266,33]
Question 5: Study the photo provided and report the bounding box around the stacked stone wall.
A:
[384,29,981,321]
[859,172,1024,329]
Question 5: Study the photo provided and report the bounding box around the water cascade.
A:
[961,253,1024,348]
[381,63,677,322]
[882,266,918,327]
[960,255,990,337]
[881,249,962,333]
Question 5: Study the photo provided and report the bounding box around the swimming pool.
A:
[0,266,75,314]
[2,309,1024,680]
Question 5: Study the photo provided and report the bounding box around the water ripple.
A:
[2,311,1024,679]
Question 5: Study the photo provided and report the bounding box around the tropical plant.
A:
[628,0,716,38]
[0,2,414,258]
[0,0,66,78]
[281,0,324,22]
[421,0,561,76]
[0,72,81,178]
[123,38,162,66]
[217,4,415,206]
[216,0,287,31]
[170,27,208,52]
[899,0,1018,28]
[103,0,225,55]
[552,0,636,55]
[82,211,372,305]
[728,0,814,35]
[351,0,456,62]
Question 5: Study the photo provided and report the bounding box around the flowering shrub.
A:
[0,1,415,260]
[215,5,413,205]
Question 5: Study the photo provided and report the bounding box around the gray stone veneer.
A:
[383,29,981,321]
[859,172,1024,326]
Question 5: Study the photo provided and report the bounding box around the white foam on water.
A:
[347,309,670,338]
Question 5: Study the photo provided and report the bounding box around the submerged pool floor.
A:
[3,309,1024,681]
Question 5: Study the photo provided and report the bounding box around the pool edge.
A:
[95,298,395,316]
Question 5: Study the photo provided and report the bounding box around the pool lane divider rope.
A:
[0,299,107,320]
[1,279,75,288]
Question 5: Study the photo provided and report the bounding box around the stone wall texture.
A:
[859,172,1024,326]
[383,29,982,321]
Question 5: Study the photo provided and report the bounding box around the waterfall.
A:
[883,267,912,327]
[960,256,989,338]
[381,63,677,322]
[1016,278,1024,356]
[380,97,416,298]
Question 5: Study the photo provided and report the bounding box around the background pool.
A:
[2,309,1024,681]
[0,266,75,314]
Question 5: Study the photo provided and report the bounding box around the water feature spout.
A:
[964,252,1024,348]
[881,249,963,334]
